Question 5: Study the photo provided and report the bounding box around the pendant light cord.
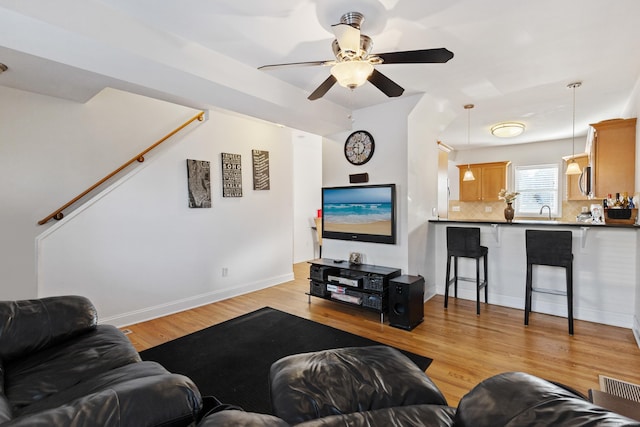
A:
[568,82,581,159]
[465,104,474,170]
[572,84,576,156]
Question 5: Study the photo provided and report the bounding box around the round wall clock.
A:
[344,130,375,165]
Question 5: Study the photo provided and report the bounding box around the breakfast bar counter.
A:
[428,219,639,335]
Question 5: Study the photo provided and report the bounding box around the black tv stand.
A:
[307,258,401,323]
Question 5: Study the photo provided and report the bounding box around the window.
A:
[514,164,560,217]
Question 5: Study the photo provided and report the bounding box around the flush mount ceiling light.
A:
[490,122,525,138]
[463,104,476,181]
[566,81,583,175]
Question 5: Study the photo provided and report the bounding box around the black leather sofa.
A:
[198,346,640,426]
[4,295,635,426]
[0,296,202,426]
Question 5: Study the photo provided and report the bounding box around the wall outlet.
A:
[485,206,492,212]
[452,206,460,212]
[582,206,588,213]
[222,267,228,277]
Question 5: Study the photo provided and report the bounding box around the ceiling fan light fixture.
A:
[331,60,373,89]
[490,122,525,138]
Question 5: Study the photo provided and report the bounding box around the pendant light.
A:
[462,104,476,181]
[566,82,582,175]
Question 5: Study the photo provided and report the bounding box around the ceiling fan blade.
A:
[376,48,454,64]
[308,75,337,100]
[258,60,329,71]
[367,69,404,98]
[331,23,360,53]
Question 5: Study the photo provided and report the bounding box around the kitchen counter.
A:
[427,220,639,335]
[429,218,639,228]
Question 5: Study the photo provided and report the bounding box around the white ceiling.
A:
[0,0,639,149]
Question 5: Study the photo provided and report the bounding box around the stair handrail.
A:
[37,111,205,225]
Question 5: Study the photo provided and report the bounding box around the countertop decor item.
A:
[498,189,519,203]
[504,203,515,223]
[499,189,519,223]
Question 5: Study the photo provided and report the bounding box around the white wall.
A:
[407,95,456,296]
[292,130,322,263]
[321,97,422,272]
[0,86,200,300]
[2,87,295,325]
[624,75,640,345]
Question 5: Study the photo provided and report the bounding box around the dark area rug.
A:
[140,306,432,414]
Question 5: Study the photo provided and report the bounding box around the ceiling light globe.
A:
[331,61,374,89]
[490,122,525,138]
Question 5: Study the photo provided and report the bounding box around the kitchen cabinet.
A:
[566,154,590,200]
[457,161,510,202]
[591,118,636,198]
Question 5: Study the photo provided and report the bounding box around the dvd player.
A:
[327,274,361,288]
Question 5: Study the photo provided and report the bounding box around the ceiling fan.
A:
[258,12,454,101]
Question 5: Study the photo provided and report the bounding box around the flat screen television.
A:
[321,184,396,244]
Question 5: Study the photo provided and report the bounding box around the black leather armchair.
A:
[0,295,202,426]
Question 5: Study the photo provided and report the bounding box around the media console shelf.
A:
[307,258,401,323]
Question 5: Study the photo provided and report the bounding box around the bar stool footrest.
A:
[531,287,568,296]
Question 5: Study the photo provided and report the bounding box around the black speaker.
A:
[389,275,424,330]
[349,173,369,183]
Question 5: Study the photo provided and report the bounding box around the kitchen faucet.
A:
[539,205,551,219]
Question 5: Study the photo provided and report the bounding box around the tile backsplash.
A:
[447,200,594,222]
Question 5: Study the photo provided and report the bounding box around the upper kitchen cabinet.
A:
[566,154,590,200]
[591,118,636,198]
[458,161,510,202]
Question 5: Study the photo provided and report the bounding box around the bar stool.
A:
[445,227,488,315]
[524,229,574,335]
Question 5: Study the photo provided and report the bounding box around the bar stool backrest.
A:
[447,227,483,257]
[525,230,573,267]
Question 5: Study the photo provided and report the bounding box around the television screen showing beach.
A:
[323,187,393,236]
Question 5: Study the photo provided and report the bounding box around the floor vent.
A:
[599,375,640,403]
[120,328,132,335]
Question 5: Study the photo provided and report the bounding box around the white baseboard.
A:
[435,287,634,329]
[100,272,294,327]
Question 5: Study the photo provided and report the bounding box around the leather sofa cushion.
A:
[9,362,201,427]
[455,371,640,426]
[0,296,97,362]
[6,324,140,413]
[0,360,11,422]
[270,346,447,424]
[198,410,291,427]
[296,404,456,427]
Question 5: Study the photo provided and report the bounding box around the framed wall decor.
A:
[221,152,242,197]
[186,159,211,208]
[252,149,270,190]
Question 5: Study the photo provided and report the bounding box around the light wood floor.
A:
[125,262,640,407]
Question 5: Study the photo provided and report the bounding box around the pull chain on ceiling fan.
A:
[258,12,454,100]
